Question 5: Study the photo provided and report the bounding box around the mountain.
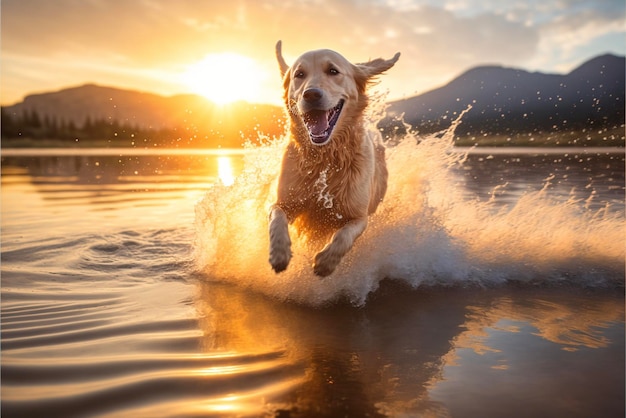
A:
[1,84,285,147]
[3,54,624,147]
[383,54,625,145]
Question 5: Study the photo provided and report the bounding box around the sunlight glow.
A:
[180,53,266,104]
[217,156,235,186]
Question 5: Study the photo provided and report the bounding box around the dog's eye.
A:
[328,68,340,75]
[294,70,305,79]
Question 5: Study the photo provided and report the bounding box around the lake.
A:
[1,135,624,417]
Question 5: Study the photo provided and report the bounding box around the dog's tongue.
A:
[303,110,329,136]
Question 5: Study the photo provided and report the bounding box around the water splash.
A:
[194,119,624,306]
[314,167,334,210]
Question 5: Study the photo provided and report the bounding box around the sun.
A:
[180,53,266,105]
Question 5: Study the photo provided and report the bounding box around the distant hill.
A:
[7,84,185,128]
[1,84,285,148]
[382,54,625,146]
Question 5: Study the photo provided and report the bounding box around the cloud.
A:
[258,1,540,95]
[523,0,626,71]
[1,0,624,104]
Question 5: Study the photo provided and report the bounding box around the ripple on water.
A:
[1,278,303,417]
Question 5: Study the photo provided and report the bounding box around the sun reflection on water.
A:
[217,156,235,186]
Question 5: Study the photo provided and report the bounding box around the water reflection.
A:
[454,150,625,212]
[0,153,245,222]
[195,280,624,417]
[217,156,235,186]
[1,153,244,187]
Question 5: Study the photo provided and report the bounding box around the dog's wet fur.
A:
[269,41,400,276]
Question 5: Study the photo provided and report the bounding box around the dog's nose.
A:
[303,88,323,103]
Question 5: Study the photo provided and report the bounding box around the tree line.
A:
[1,107,186,146]
[1,107,286,148]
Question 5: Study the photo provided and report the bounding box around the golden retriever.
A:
[269,41,400,276]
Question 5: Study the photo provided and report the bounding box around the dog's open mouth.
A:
[302,100,344,145]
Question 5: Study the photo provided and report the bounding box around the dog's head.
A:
[276,41,400,146]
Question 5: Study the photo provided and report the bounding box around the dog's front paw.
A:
[313,247,341,277]
[269,243,292,273]
[269,206,292,273]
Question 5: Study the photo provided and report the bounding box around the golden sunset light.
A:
[2,0,624,107]
[217,156,236,186]
[180,53,270,105]
[1,1,624,417]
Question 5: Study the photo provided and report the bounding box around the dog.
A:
[269,41,400,276]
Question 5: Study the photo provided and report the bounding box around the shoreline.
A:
[2,140,624,151]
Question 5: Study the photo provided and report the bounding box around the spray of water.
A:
[193,109,624,306]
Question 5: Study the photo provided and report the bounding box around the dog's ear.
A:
[355,52,401,79]
[353,52,400,95]
[276,41,290,78]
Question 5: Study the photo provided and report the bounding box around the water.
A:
[1,134,624,417]
[195,136,624,305]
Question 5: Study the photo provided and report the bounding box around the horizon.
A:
[2,0,625,107]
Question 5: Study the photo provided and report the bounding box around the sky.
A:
[1,0,624,106]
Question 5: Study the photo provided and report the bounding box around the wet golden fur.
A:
[269,41,400,276]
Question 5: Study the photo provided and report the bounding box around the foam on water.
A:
[193,119,624,306]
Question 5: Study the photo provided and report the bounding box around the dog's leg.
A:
[314,217,368,277]
[269,205,292,273]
